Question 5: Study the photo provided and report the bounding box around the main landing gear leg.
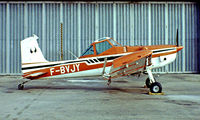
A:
[146,68,162,93]
[107,77,112,86]
[18,80,30,90]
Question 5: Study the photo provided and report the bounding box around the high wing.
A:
[108,50,152,79]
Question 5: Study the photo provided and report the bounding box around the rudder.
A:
[21,34,48,64]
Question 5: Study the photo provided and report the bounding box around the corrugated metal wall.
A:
[0,3,7,74]
[0,1,199,74]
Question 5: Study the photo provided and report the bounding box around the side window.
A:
[96,41,112,55]
[81,45,94,56]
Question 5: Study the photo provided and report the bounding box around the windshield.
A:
[95,41,112,55]
[81,45,94,56]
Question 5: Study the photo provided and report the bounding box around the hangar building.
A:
[0,1,199,74]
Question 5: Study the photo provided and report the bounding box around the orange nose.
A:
[176,46,183,52]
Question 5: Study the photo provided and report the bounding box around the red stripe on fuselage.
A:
[23,61,113,79]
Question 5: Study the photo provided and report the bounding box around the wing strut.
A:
[102,57,112,85]
[102,58,107,75]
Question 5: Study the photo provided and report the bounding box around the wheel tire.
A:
[150,82,162,93]
[145,78,151,88]
[145,78,156,88]
[18,84,24,90]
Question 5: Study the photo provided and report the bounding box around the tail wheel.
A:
[150,82,162,93]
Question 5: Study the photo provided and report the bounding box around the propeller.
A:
[176,29,179,46]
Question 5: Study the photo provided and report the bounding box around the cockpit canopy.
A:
[81,37,121,57]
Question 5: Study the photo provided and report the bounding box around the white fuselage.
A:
[150,53,177,69]
[22,47,178,79]
[47,50,177,78]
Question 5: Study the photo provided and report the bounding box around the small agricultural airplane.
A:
[19,31,183,93]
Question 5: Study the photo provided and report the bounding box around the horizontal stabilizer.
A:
[23,72,47,80]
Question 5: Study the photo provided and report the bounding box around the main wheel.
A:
[18,84,24,90]
[150,82,162,93]
[145,78,156,88]
[145,78,151,88]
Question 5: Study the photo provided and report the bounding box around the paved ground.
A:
[0,74,200,120]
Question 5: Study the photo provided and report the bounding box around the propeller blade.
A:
[176,29,179,46]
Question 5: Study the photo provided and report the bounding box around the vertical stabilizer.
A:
[21,35,48,64]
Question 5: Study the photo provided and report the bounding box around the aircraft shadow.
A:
[20,85,149,94]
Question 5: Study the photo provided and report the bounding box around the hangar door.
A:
[0,2,199,74]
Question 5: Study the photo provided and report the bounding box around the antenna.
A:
[68,50,78,59]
